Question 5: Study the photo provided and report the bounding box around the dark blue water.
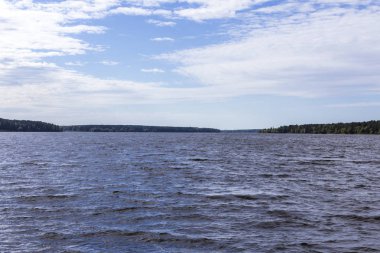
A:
[0,133,379,252]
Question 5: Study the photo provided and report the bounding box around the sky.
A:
[0,0,379,129]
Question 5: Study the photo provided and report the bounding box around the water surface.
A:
[0,133,379,252]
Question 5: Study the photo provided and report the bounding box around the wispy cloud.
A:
[146,19,176,27]
[159,4,380,98]
[65,61,86,67]
[151,37,174,42]
[0,0,258,67]
[111,7,158,16]
[141,68,165,73]
[0,64,164,103]
[99,60,119,66]
[326,102,380,108]
[1,0,380,125]
[173,0,263,21]
[110,0,268,21]
[0,0,113,66]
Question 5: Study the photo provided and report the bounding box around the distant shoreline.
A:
[1,117,379,134]
[61,125,220,133]
[0,118,220,133]
[261,120,380,135]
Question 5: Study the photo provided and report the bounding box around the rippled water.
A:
[0,133,379,252]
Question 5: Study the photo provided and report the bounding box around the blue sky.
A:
[0,0,379,129]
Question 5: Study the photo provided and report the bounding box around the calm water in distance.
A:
[0,133,379,252]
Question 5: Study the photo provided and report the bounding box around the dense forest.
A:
[0,117,220,132]
[0,118,61,132]
[261,120,380,134]
[223,129,261,133]
[61,125,221,133]
[3,116,379,134]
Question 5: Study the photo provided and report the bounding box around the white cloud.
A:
[151,37,174,42]
[141,68,165,73]
[174,0,265,21]
[0,64,160,106]
[327,102,380,108]
[113,0,269,21]
[59,25,107,34]
[159,5,380,98]
[65,61,87,66]
[0,64,228,117]
[111,6,154,16]
[0,0,266,71]
[99,60,119,66]
[1,0,380,124]
[110,6,172,16]
[146,19,176,26]
[0,0,114,66]
[125,0,177,7]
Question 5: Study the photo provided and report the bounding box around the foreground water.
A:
[0,133,379,252]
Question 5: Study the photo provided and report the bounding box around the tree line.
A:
[0,118,61,132]
[61,125,221,133]
[260,120,380,134]
[0,117,221,133]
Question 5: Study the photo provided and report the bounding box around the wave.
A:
[20,160,49,166]
[335,214,380,222]
[41,229,215,247]
[83,230,214,245]
[255,219,313,229]
[205,192,289,201]
[17,194,78,202]
[259,173,291,178]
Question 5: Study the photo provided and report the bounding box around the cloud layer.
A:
[161,4,380,98]
[1,0,379,125]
